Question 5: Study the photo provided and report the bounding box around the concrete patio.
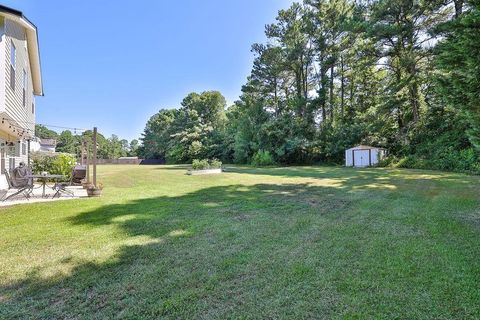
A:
[0,185,88,206]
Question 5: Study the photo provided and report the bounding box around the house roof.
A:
[39,138,56,146]
[0,5,43,96]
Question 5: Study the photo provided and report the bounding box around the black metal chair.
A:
[51,164,86,198]
[2,169,34,201]
[52,182,75,198]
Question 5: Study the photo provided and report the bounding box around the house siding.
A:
[4,18,35,133]
[0,17,5,115]
[0,18,33,189]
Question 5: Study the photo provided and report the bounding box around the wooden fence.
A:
[96,158,143,165]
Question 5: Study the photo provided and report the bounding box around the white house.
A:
[0,5,43,188]
[39,138,56,152]
[345,145,386,167]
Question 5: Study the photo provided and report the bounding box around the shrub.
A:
[192,159,222,170]
[251,150,275,166]
[209,159,222,169]
[386,147,480,174]
[192,159,210,170]
[32,152,77,180]
[377,156,396,168]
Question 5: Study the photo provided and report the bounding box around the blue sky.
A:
[3,0,292,141]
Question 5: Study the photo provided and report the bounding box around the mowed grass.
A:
[0,165,479,319]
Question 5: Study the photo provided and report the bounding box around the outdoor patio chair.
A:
[70,165,87,185]
[2,169,34,202]
[52,182,75,199]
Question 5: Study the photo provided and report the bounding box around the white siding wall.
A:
[4,18,35,133]
[0,18,33,189]
[0,17,5,115]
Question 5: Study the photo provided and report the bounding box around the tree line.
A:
[143,0,478,172]
[35,124,139,159]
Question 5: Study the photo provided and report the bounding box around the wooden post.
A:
[93,127,97,187]
[86,139,90,183]
[81,140,85,166]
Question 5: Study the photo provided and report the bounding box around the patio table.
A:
[27,174,65,198]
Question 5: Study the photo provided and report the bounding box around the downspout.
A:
[27,139,31,166]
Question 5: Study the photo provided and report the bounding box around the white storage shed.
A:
[345,145,386,167]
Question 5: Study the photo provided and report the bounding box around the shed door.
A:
[354,150,370,167]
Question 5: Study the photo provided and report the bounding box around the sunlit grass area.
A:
[1,165,479,319]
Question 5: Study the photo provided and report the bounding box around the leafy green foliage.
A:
[435,0,480,149]
[35,124,136,159]
[251,150,275,166]
[387,147,480,174]
[31,152,77,180]
[129,139,139,156]
[56,130,76,154]
[137,1,479,174]
[35,124,58,139]
[192,159,210,170]
[191,159,222,170]
[139,91,227,163]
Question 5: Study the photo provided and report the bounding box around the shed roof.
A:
[347,145,386,151]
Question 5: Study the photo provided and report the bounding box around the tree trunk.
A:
[397,107,403,131]
[274,77,279,116]
[410,80,420,123]
[303,63,309,100]
[340,56,345,120]
[394,70,404,131]
[454,0,464,18]
[319,63,328,124]
[349,76,355,119]
[407,58,420,123]
[295,71,302,99]
[329,65,334,122]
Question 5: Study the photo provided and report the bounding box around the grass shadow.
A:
[1,175,479,318]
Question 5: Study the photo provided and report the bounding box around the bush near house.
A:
[31,152,77,180]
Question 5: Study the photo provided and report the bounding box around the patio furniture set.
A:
[1,164,87,202]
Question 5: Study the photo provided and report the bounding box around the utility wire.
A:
[2,117,90,134]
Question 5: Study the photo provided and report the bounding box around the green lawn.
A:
[0,165,479,319]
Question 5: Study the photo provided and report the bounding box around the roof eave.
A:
[24,23,43,96]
